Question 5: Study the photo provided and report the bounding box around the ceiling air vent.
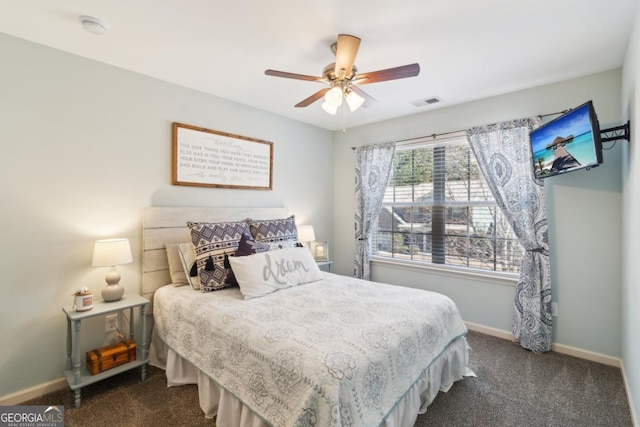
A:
[411,97,441,107]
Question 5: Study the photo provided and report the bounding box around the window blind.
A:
[373,133,523,273]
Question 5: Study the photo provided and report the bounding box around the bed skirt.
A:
[149,330,473,427]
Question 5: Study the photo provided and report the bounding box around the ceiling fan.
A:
[264,34,420,115]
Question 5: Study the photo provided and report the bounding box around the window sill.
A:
[371,256,518,287]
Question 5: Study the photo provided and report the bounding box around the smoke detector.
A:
[80,15,108,35]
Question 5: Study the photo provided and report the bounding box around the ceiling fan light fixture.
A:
[324,87,343,108]
[264,34,420,116]
[321,101,338,115]
[345,90,365,112]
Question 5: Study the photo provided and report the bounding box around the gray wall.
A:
[332,69,624,357]
[621,4,640,423]
[0,34,333,397]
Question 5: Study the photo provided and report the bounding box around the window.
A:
[372,133,523,274]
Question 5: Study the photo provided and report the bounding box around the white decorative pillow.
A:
[165,243,188,286]
[229,246,323,299]
[177,243,199,290]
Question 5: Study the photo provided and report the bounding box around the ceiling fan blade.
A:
[295,88,330,107]
[334,34,361,78]
[354,63,420,84]
[265,69,325,82]
[349,86,377,109]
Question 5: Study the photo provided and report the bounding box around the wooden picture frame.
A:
[172,122,273,190]
[311,241,329,261]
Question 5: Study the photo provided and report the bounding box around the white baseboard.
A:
[464,321,513,341]
[0,377,67,406]
[464,321,622,367]
[620,359,639,427]
[550,342,622,368]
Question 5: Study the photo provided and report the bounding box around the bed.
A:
[143,206,473,427]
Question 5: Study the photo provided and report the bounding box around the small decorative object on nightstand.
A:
[72,287,93,312]
[92,238,133,302]
[311,240,329,262]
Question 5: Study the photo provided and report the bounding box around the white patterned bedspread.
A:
[153,272,468,427]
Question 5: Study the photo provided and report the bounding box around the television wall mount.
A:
[600,120,630,143]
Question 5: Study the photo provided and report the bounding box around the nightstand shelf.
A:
[62,294,149,408]
[63,358,148,390]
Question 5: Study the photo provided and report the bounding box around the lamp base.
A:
[102,283,124,302]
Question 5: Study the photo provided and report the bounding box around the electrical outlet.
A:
[105,314,118,332]
[551,302,558,317]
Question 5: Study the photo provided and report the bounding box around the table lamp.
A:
[297,225,316,249]
[92,238,133,302]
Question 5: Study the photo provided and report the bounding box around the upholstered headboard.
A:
[142,206,289,302]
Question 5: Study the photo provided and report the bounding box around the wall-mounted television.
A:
[529,100,603,179]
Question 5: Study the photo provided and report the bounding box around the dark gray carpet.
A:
[23,331,632,426]
[416,331,632,427]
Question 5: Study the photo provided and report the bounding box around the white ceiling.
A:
[0,0,637,131]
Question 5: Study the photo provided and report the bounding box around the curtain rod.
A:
[350,109,569,150]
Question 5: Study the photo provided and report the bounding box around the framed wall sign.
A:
[311,241,329,261]
[172,122,273,190]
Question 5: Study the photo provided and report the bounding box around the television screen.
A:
[529,100,603,179]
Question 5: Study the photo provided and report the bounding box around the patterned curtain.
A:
[466,118,552,353]
[354,142,396,280]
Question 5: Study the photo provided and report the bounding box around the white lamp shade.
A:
[92,238,133,267]
[321,101,338,115]
[297,226,316,242]
[345,90,365,112]
[324,87,343,107]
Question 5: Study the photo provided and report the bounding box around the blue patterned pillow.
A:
[187,221,249,292]
[247,215,299,250]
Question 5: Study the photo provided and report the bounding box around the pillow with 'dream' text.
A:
[228,246,323,299]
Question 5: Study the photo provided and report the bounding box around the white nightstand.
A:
[317,261,333,272]
[62,294,149,408]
